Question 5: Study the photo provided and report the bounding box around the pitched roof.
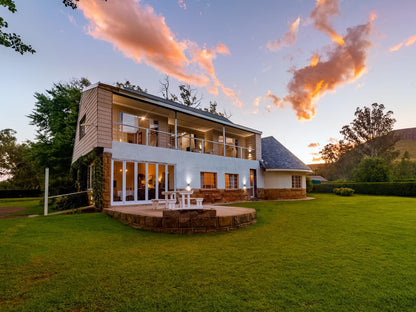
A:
[261,136,312,172]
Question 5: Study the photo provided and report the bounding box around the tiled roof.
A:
[261,136,312,172]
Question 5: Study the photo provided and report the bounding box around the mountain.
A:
[393,128,416,161]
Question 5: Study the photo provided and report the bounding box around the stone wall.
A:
[104,207,257,234]
[191,188,249,203]
[102,152,112,208]
[257,188,306,200]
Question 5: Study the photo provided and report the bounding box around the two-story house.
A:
[72,83,311,208]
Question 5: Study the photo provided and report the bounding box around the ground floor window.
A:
[292,175,302,188]
[200,172,217,189]
[112,160,174,203]
[225,173,239,189]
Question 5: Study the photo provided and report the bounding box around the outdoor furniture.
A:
[151,199,164,209]
[191,197,204,208]
[178,190,193,208]
[162,191,177,209]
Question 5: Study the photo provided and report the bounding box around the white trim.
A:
[265,168,313,173]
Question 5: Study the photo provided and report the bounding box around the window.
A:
[79,114,86,140]
[225,174,239,189]
[200,172,217,189]
[292,175,302,188]
[87,164,94,190]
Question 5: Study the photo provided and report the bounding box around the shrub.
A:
[306,176,314,193]
[354,157,392,182]
[333,187,354,196]
[52,192,90,211]
[313,182,416,197]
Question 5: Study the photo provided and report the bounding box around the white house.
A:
[71,83,312,208]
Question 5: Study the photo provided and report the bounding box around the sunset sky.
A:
[1,0,415,164]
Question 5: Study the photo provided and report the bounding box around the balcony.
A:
[113,122,256,160]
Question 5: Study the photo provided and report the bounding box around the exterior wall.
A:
[72,87,112,163]
[258,171,307,200]
[109,141,262,190]
[102,152,112,208]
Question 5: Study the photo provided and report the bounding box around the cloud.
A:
[328,137,338,143]
[310,0,344,45]
[308,142,320,148]
[78,0,241,105]
[390,34,416,52]
[283,19,374,120]
[178,0,187,10]
[267,17,301,51]
[312,156,324,162]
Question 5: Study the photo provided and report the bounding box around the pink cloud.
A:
[310,0,344,45]
[308,142,320,148]
[78,0,241,105]
[390,34,416,52]
[178,0,187,10]
[267,17,301,51]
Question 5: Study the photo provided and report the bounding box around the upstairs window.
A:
[79,114,87,140]
[225,174,239,189]
[292,175,302,188]
[200,172,217,189]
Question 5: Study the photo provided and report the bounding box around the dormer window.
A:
[79,115,86,140]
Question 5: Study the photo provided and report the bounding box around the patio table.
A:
[178,190,193,208]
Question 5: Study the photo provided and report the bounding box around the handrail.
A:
[113,122,255,158]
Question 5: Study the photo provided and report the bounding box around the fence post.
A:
[44,168,49,216]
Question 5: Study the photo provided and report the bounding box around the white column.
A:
[174,112,178,149]
[134,162,137,202]
[155,165,159,199]
[222,126,226,156]
[122,161,126,203]
[145,163,148,201]
[110,160,114,205]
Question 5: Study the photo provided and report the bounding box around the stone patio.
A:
[104,204,257,234]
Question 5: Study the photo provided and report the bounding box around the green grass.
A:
[1,194,416,311]
[0,198,43,216]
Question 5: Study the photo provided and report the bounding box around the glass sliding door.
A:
[112,160,174,204]
[137,163,146,201]
[113,161,123,202]
[125,162,134,202]
[158,164,166,199]
[148,164,156,200]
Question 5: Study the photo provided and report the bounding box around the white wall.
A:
[263,171,306,189]
[108,141,263,189]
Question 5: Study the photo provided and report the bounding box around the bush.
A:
[306,176,313,193]
[52,192,90,211]
[0,189,41,198]
[354,157,392,182]
[313,182,416,197]
[333,187,354,196]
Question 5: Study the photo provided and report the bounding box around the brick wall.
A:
[257,188,306,200]
[102,152,112,208]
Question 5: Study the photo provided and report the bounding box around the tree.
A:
[340,103,399,158]
[353,157,392,182]
[0,129,38,189]
[393,151,416,181]
[159,75,178,102]
[28,78,91,193]
[115,80,147,93]
[320,140,353,164]
[203,101,232,119]
[178,84,202,107]
[0,0,35,54]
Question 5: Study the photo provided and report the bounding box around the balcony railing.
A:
[113,122,256,160]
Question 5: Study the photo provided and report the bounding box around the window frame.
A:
[79,114,87,140]
[292,175,302,188]
[200,172,217,189]
[225,173,239,189]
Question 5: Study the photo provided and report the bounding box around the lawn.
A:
[0,198,43,216]
[1,194,416,311]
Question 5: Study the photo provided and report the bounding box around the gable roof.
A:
[261,136,312,172]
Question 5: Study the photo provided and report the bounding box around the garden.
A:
[1,194,416,311]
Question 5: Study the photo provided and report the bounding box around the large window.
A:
[292,175,302,188]
[200,172,217,189]
[225,173,239,189]
[112,160,175,204]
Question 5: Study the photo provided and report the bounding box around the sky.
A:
[1,0,416,164]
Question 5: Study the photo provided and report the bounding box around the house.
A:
[72,83,312,208]
[309,175,328,184]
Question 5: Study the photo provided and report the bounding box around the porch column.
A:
[222,126,226,156]
[174,112,178,149]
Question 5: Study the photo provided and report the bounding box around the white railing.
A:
[113,122,255,160]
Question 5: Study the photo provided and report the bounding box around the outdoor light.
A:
[243,182,247,190]
[140,116,146,120]
[186,183,191,191]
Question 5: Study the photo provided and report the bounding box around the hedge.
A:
[313,182,416,197]
[0,189,41,198]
